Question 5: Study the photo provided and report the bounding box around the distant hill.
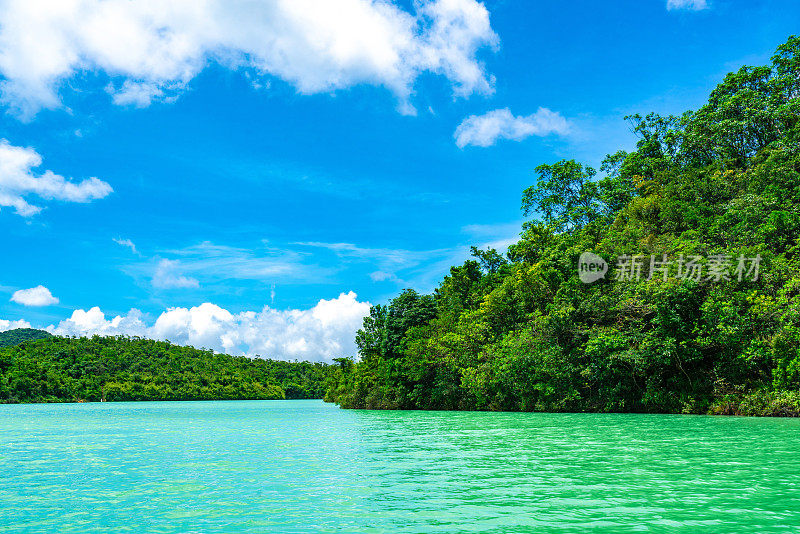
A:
[0,328,52,348]
[0,335,332,403]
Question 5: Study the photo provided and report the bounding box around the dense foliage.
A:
[326,37,800,416]
[0,336,331,403]
[0,328,51,348]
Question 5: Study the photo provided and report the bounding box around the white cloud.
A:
[113,237,139,255]
[0,318,31,331]
[462,221,520,239]
[152,258,200,289]
[369,270,397,282]
[0,139,112,216]
[454,107,570,148]
[108,80,171,108]
[666,0,709,10]
[48,291,371,362]
[296,241,443,286]
[122,241,330,292]
[296,241,434,269]
[0,0,498,118]
[295,236,520,290]
[462,221,520,252]
[53,307,149,336]
[166,242,318,280]
[10,285,59,306]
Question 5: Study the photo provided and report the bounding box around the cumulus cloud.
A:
[454,107,569,148]
[0,139,112,216]
[48,292,371,362]
[10,285,59,306]
[666,0,709,10]
[152,258,200,289]
[0,0,499,118]
[0,318,31,331]
[53,307,149,337]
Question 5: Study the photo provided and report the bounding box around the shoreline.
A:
[3,396,798,417]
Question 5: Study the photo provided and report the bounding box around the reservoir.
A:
[1,400,798,532]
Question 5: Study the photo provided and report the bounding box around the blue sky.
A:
[0,0,797,360]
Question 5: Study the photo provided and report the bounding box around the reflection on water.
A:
[0,400,798,533]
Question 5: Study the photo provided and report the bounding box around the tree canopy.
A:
[0,328,52,348]
[0,335,332,403]
[325,36,800,417]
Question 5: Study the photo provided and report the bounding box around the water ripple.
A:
[0,401,798,533]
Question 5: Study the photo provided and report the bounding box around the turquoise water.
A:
[1,400,798,533]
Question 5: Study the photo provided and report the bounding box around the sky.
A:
[0,0,797,361]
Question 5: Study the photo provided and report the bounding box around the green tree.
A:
[325,36,800,417]
[521,160,600,232]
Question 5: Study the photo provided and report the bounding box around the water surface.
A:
[1,400,798,533]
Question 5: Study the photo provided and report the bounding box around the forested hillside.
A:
[0,328,51,348]
[0,336,331,403]
[325,36,800,416]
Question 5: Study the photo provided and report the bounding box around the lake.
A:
[0,400,798,533]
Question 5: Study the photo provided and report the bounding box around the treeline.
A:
[0,334,332,403]
[325,36,800,416]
